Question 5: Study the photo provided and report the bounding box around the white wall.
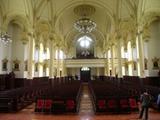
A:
[132,47,138,76]
[0,29,13,74]
[11,24,25,78]
[148,20,160,76]
[67,67,104,80]
[67,67,80,76]
[23,43,29,78]
[0,41,10,74]
[0,23,26,77]
[91,67,96,78]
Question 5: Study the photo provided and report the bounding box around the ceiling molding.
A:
[0,3,4,19]
[0,0,160,47]
[3,13,29,31]
[55,0,115,34]
[141,10,160,27]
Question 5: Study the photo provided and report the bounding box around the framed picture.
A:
[43,64,47,72]
[152,57,159,69]
[133,61,137,70]
[144,58,148,70]
[35,63,38,72]
[24,60,28,71]
[43,64,47,76]
[125,63,128,71]
[13,59,20,71]
[2,58,8,71]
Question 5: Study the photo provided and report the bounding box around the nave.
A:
[0,83,160,120]
[0,0,160,119]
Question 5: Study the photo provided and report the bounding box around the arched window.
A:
[76,35,94,58]
[55,50,64,59]
[78,35,92,48]
[34,48,39,62]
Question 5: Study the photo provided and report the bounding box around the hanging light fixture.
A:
[74,4,96,33]
[0,32,12,45]
[74,18,96,33]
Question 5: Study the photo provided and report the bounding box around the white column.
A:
[124,42,128,75]
[137,30,145,77]
[34,45,40,77]
[62,60,67,76]
[111,45,114,76]
[131,40,136,75]
[38,43,44,77]
[117,39,122,77]
[56,48,60,77]
[128,41,133,76]
[107,49,111,76]
[27,34,34,79]
[96,67,100,76]
[49,41,54,78]
[130,45,134,75]
[104,57,109,76]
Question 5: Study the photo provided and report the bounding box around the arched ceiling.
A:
[0,0,160,48]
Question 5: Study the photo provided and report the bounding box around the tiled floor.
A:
[0,106,160,120]
[79,83,94,114]
[0,83,160,120]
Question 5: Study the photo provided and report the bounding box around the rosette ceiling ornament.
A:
[74,4,96,33]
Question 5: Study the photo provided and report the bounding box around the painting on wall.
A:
[2,58,8,71]
[144,58,148,70]
[35,63,38,72]
[43,64,47,76]
[24,60,28,71]
[133,61,137,70]
[152,57,159,69]
[125,63,128,71]
[43,64,46,72]
[13,59,20,71]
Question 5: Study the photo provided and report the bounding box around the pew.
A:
[34,77,81,114]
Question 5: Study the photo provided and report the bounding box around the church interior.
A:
[0,0,160,120]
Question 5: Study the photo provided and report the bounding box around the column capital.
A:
[111,43,115,47]
[27,32,33,37]
[49,32,57,41]
[21,32,29,45]
[136,25,144,35]
[35,43,40,50]
[131,40,136,48]
[136,30,143,35]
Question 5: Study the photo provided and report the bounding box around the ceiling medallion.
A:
[74,4,96,33]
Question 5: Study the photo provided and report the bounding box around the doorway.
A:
[80,67,91,82]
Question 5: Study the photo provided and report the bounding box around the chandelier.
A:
[0,32,12,45]
[74,18,96,33]
[74,4,96,33]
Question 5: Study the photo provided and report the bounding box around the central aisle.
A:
[79,83,94,115]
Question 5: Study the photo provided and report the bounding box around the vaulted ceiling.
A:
[0,0,160,51]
